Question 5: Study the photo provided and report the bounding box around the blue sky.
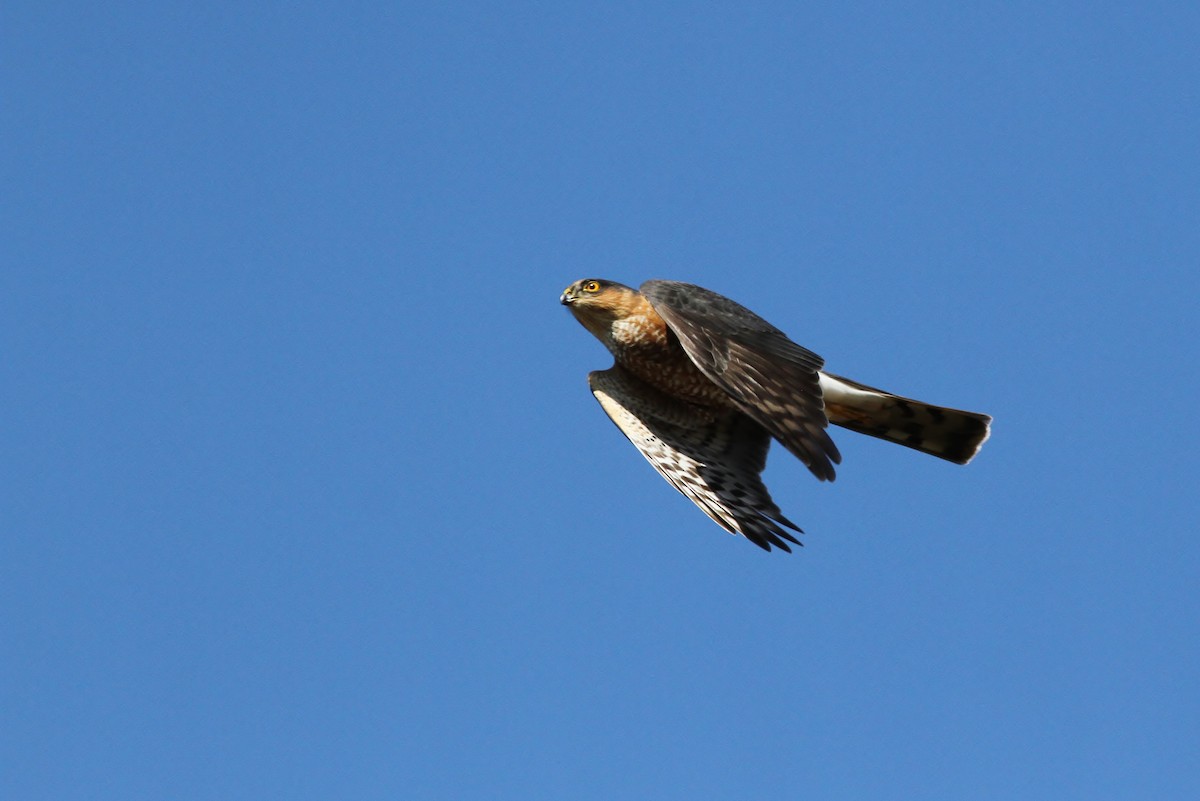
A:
[3,2,1198,798]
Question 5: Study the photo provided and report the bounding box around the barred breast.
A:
[607,306,734,410]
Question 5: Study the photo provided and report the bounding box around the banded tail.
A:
[818,373,991,464]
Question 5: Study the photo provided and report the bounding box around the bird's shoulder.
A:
[639,279,784,336]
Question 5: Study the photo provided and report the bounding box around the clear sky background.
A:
[3,2,1198,799]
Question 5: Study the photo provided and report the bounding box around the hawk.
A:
[561,278,991,552]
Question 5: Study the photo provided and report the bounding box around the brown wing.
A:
[589,367,803,552]
[641,280,841,481]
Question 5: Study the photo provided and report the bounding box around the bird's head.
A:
[560,278,636,307]
[560,278,643,340]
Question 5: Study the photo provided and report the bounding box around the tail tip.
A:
[954,414,993,464]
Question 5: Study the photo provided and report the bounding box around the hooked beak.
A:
[560,287,576,305]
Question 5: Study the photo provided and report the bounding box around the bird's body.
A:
[601,293,734,409]
[561,278,991,552]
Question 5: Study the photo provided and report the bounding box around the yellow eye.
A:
[582,280,600,293]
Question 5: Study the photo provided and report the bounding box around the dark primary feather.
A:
[640,280,841,481]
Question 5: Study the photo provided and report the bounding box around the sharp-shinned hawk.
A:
[561,278,991,552]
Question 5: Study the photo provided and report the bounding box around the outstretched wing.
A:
[641,279,841,481]
[588,367,802,552]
